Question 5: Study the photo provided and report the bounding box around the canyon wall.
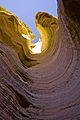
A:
[0,0,80,120]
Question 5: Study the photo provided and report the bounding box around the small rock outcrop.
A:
[0,0,80,120]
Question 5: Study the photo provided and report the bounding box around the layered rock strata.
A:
[0,0,80,120]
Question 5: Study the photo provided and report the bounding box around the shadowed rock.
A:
[0,0,80,119]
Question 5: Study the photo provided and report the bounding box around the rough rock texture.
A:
[0,0,80,120]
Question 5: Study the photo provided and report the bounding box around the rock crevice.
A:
[0,0,80,119]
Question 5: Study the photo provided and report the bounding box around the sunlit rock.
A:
[22,33,31,40]
[30,39,42,54]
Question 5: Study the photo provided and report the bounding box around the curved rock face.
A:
[0,0,80,120]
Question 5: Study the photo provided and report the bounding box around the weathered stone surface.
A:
[0,0,80,120]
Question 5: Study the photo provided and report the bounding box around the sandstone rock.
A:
[0,0,80,119]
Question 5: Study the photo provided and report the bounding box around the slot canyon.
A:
[0,0,80,120]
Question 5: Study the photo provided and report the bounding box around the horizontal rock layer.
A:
[0,0,80,120]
